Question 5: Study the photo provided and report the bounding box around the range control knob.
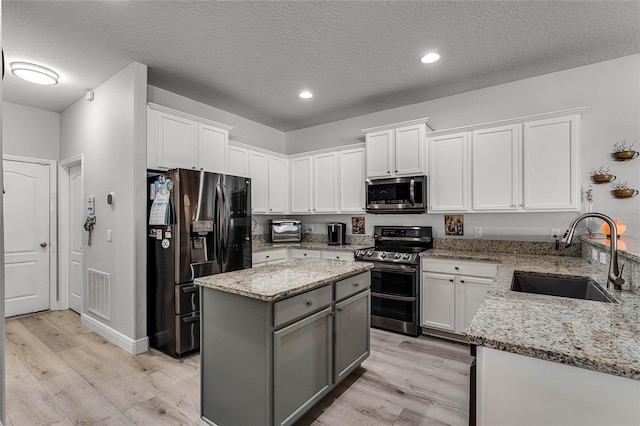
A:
[366,251,373,256]
[394,253,402,259]
[403,253,411,259]
[380,252,387,259]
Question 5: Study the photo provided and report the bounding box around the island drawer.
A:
[291,249,322,259]
[253,249,288,265]
[422,258,497,278]
[274,284,333,327]
[335,272,370,301]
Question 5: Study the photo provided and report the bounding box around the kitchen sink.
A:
[511,272,615,303]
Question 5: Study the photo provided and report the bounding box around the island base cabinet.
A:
[335,290,371,383]
[274,307,333,426]
[476,347,640,426]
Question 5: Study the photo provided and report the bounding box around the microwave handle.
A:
[409,178,415,205]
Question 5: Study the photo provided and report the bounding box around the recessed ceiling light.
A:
[299,91,313,99]
[421,52,441,64]
[10,61,59,85]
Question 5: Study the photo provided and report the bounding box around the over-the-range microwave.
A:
[366,175,428,213]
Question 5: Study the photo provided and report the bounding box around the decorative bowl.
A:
[613,150,639,161]
[612,188,638,199]
[592,173,615,184]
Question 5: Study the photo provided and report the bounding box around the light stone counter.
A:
[420,249,640,380]
[252,241,369,253]
[195,258,374,301]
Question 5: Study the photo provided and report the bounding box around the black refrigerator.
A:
[147,169,252,357]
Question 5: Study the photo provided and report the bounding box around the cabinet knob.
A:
[337,307,343,312]
[353,283,359,287]
[461,280,465,283]
[387,170,390,174]
[306,300,313,307]
[395,170,398,173]
[269,208,273,211]
[192,166,196,169]
[308,209,311,212]
[336,256,340,259]
[304,253,307,256]
[449,279,454,282]
[454,266,459,270]
[266,255,270,259]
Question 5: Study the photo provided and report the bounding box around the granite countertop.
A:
[195,258,374,302]
[253,241,370,253]
[420,248,640,381]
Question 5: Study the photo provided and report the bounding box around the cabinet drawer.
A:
[253,249,288,265]
[291,249,322,259]
[321,250,355,261]
[335,272,370,301]
[422,258,497,278]
[274,285,333,328]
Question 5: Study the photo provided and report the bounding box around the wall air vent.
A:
[87,268,110,320]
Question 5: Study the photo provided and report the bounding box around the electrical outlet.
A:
[591,248,598,262]
[599,252,607,264]
[474,227,482,238]
[550,228,561,240]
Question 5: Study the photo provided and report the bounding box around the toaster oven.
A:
[270,219,302,243]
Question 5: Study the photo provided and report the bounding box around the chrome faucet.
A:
[561,212,625,290]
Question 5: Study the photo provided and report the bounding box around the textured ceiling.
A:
[3,1,639,131]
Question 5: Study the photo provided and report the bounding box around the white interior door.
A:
[3,159,51,317]
[69,164,83,313]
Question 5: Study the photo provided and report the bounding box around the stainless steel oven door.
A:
[369,262,420,336]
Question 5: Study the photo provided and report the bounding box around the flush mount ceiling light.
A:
[10,61,59,85]
[299,91,313,99]
[421,52,441,64]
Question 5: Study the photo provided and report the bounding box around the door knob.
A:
[40,242,48,248]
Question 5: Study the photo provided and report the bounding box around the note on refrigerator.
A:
[149,179,171,225]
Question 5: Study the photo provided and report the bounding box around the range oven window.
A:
[371,269,416,297]
[371,297,415,323]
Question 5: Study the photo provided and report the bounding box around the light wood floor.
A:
[5,310,471,425]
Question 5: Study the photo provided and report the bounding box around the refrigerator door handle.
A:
[222,182,231,268]
[216,176,225,268]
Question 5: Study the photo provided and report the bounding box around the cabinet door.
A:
[472,125,520,211]
[365,130,393,178]
[459,276,492,332]
[227,145,249,178]
[339,148,366,212]
[290,157,314,213]
[268,156,287,214]
[523,115,579,211]
[249,151,269,214]
[335,290,370,383]
[156,111,196,170]
[395,124,425,176]
[429,132,469,212]
[421,272,455,331]
[313,153,339,213]
[197,124,227,173]
[274,307,333,426]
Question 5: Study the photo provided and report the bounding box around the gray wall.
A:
[3,101,59,160]
[285,55,640,238]
[59,62,148,343]
[148,85,286,153]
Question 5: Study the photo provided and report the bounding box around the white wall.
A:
[148,85,286,153]
[59,62,148,347]
[2,102,59,160]
[286,55,640,238]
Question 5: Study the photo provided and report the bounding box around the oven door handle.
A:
[371,291,416,302]
[372,266,417,274]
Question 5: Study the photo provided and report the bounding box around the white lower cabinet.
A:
[321,250,354,261]
[252,249,289,267]
[421,258,497,335]
[290,249,322,259]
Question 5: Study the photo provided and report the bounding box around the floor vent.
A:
[87,268,110,320]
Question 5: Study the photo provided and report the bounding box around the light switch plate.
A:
[591,248,598,262]
[474,227,482,238]
[599,252,607,264]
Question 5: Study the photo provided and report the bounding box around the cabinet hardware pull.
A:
[266,255,270,259]
[305,300,313,306]
[461,280,465,283]
[455,266,459,270]
[353,283,359,287]
[449,279,454,282]
[337,308,343,312]
[395,170,398,173]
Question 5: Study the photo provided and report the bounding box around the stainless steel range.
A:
[355,226,432,336]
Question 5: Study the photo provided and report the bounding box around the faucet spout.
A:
[562,212,625,290]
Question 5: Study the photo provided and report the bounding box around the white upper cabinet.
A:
[363,118,436,179]
[339,148,366,213]
[226,144,250,178]
[314,153,339,213]
[523,115,580,211]
[249,151,269,214]
[267,156,288,214]
[472,125,521,211]
[147,103,231,172]
[290,156,314,213]
[429,132,470,212]
[365,130,393,178]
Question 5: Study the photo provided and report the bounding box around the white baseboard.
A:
[81,314,149,355]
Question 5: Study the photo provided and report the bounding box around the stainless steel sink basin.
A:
[511,272,615,303]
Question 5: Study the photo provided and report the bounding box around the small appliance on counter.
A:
[327,222,347,245]
[270,219,302,242]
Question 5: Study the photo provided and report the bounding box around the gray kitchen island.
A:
[194,258,373,426]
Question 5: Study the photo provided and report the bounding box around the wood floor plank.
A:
[150,378,202,424]
[5,352,71,426]
[394,407,450,426]
[18,315,82,353]
[5,320,73,381]
[39,310,92,336]
[123,396,199,425]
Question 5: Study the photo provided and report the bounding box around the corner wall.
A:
[59,62,148,351]
[2,102,59,160]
